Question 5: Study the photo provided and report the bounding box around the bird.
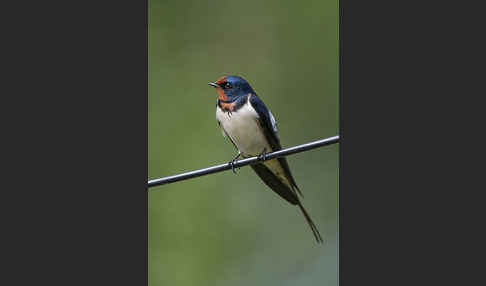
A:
[208,75,323,243]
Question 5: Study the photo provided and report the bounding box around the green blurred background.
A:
[148,0,339,285]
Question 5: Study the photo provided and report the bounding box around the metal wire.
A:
[148,135,339,188]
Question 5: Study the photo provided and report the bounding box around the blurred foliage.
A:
[149,0,339,285]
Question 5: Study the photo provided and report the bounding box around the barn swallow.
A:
[209,75,323,243]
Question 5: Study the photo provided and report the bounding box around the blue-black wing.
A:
[249,94,323,243]
[249,94,302,198]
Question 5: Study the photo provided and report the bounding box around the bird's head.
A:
[208,75,255,102]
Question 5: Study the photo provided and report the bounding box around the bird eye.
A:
[225,82,233,89]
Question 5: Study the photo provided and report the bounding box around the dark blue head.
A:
[208,75,256,101]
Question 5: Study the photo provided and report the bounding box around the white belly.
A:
[216,102,271,157]
[216,101,293,189]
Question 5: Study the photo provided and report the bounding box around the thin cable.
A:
[148,135,339,188]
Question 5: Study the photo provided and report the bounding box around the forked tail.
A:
[297,201,323,243]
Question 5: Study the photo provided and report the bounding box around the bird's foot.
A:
[228,151,241,174]
[258,147,268,162]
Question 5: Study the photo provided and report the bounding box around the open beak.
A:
[208,82,219,88]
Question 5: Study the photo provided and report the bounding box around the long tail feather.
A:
[250,163,322,243]
[297,201,323,243]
